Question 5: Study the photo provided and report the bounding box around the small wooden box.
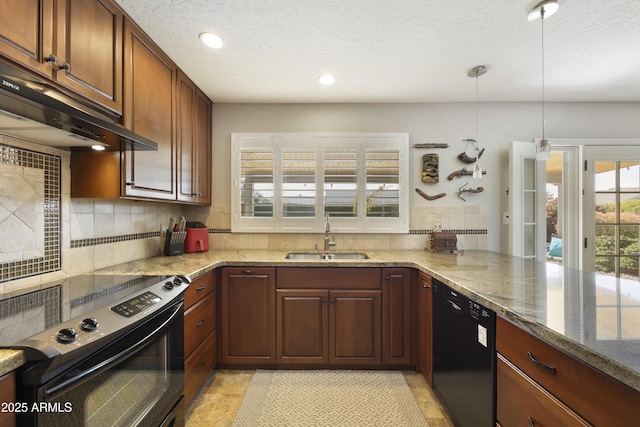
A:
[427,232,457,253]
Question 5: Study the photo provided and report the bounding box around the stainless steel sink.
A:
[285,252,370,260]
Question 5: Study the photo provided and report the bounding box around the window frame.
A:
[231,133,409,233]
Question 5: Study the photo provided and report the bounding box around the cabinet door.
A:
[417,272,433,386]
[329,290,381,365]
[0,0,54,76]
[220,268,275,364]
[0,371,15,427]
[383,267,411,364]
[122,18,177,201]
[276,289,328,364]
[194,88,212,205]
[54,0,123,113]
[177,70,212,205]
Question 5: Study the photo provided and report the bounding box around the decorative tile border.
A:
[410,229,488,235]
[0,145,61,283]
[71,232,161,249]
[69,276,150,308]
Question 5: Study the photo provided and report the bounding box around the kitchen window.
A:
[231,133,409,233]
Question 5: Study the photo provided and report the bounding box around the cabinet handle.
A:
[126,181,135,186]
[241,270,255,274]
[527,351,557,374]
[322,297,327,303]
[58,62,71,72]
[44,54,58,64]
[196,362,206,373]
[527,416,535,427]
[196,320,206,328]
[385,275,390,280]
[423,282,430,289]
[330,298,336,304]
[196,285,206,292]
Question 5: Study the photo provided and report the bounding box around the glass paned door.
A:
[591,158,640,280]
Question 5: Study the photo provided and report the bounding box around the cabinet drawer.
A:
[184,272,215,310]
[497,354,590,427]
[185,332,216,406]
[184,292,215,356]
[277,268,381,289]
[497,317,640,426]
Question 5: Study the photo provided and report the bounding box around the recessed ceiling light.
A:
[318,74,335,85]
[91,144,106,151]
[199,32,224,49]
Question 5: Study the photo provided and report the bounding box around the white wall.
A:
[206,102,640,253]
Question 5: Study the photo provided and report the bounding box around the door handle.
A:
[446,299,462,311]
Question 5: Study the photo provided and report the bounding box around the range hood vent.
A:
[0,60,157,151]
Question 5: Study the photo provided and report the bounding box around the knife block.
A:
[164,231,186,256]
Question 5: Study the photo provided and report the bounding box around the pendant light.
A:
[468,65,486,179]
[528,0,559,161]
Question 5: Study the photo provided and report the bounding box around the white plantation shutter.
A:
[232,133,408,233]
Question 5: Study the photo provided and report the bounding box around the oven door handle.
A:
[43,301,183,400]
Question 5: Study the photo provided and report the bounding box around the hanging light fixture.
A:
[528,0,559,160]
[468,65,487,179]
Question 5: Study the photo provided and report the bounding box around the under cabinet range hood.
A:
[0,60,157,151]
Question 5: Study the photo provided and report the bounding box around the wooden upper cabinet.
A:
[0,0,123,113]
[0,0,54,76]
[122,17,177,201]
[54,0,123,113]
[177,70,212,205]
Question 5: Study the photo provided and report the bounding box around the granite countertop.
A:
[2,249,639,395]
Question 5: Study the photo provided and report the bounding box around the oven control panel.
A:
[111,291,162,317]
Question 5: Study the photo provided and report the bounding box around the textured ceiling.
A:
[114,0,640,103]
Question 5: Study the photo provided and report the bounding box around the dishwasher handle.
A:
[446,299,463,312]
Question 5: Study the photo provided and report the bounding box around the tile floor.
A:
[186,369,454,427]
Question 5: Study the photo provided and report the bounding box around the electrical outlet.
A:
[502,213,510,225]
[160,224,168,237]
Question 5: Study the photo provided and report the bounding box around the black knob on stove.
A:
[173,276,184,286]
[80,317,99,332]
[57,327,78,343]
[164,281,174,290]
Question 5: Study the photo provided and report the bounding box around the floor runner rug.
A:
[232,370,430,426]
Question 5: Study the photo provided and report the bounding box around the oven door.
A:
[20,301,185,427]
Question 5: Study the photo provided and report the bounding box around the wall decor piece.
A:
[457,138,485,163]
[447,167,487,180]
[0,144,61,282]
[415,188,446,201]
[421,153,439,183]
[413,143,449,149]
[456,182,484,201]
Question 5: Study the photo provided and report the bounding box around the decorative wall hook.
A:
[456,182,484,201]
[458,138,485,163]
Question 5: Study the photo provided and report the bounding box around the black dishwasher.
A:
[432,279,496,427]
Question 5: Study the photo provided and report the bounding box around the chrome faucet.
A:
[324,213,336,253]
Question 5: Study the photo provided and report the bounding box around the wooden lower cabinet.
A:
[0,371,15,427]
[497,354,589,427]
[276,288,382,365]
[417,272,433,386]
[497,316,640,426]
[329,290,382,364]
[220,268,276,364]
[276,289,328,364]
[382,268,411,364]
[183,272,216,407]
[185,331,216,406]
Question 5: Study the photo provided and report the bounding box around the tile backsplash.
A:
[0,143,61,282]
